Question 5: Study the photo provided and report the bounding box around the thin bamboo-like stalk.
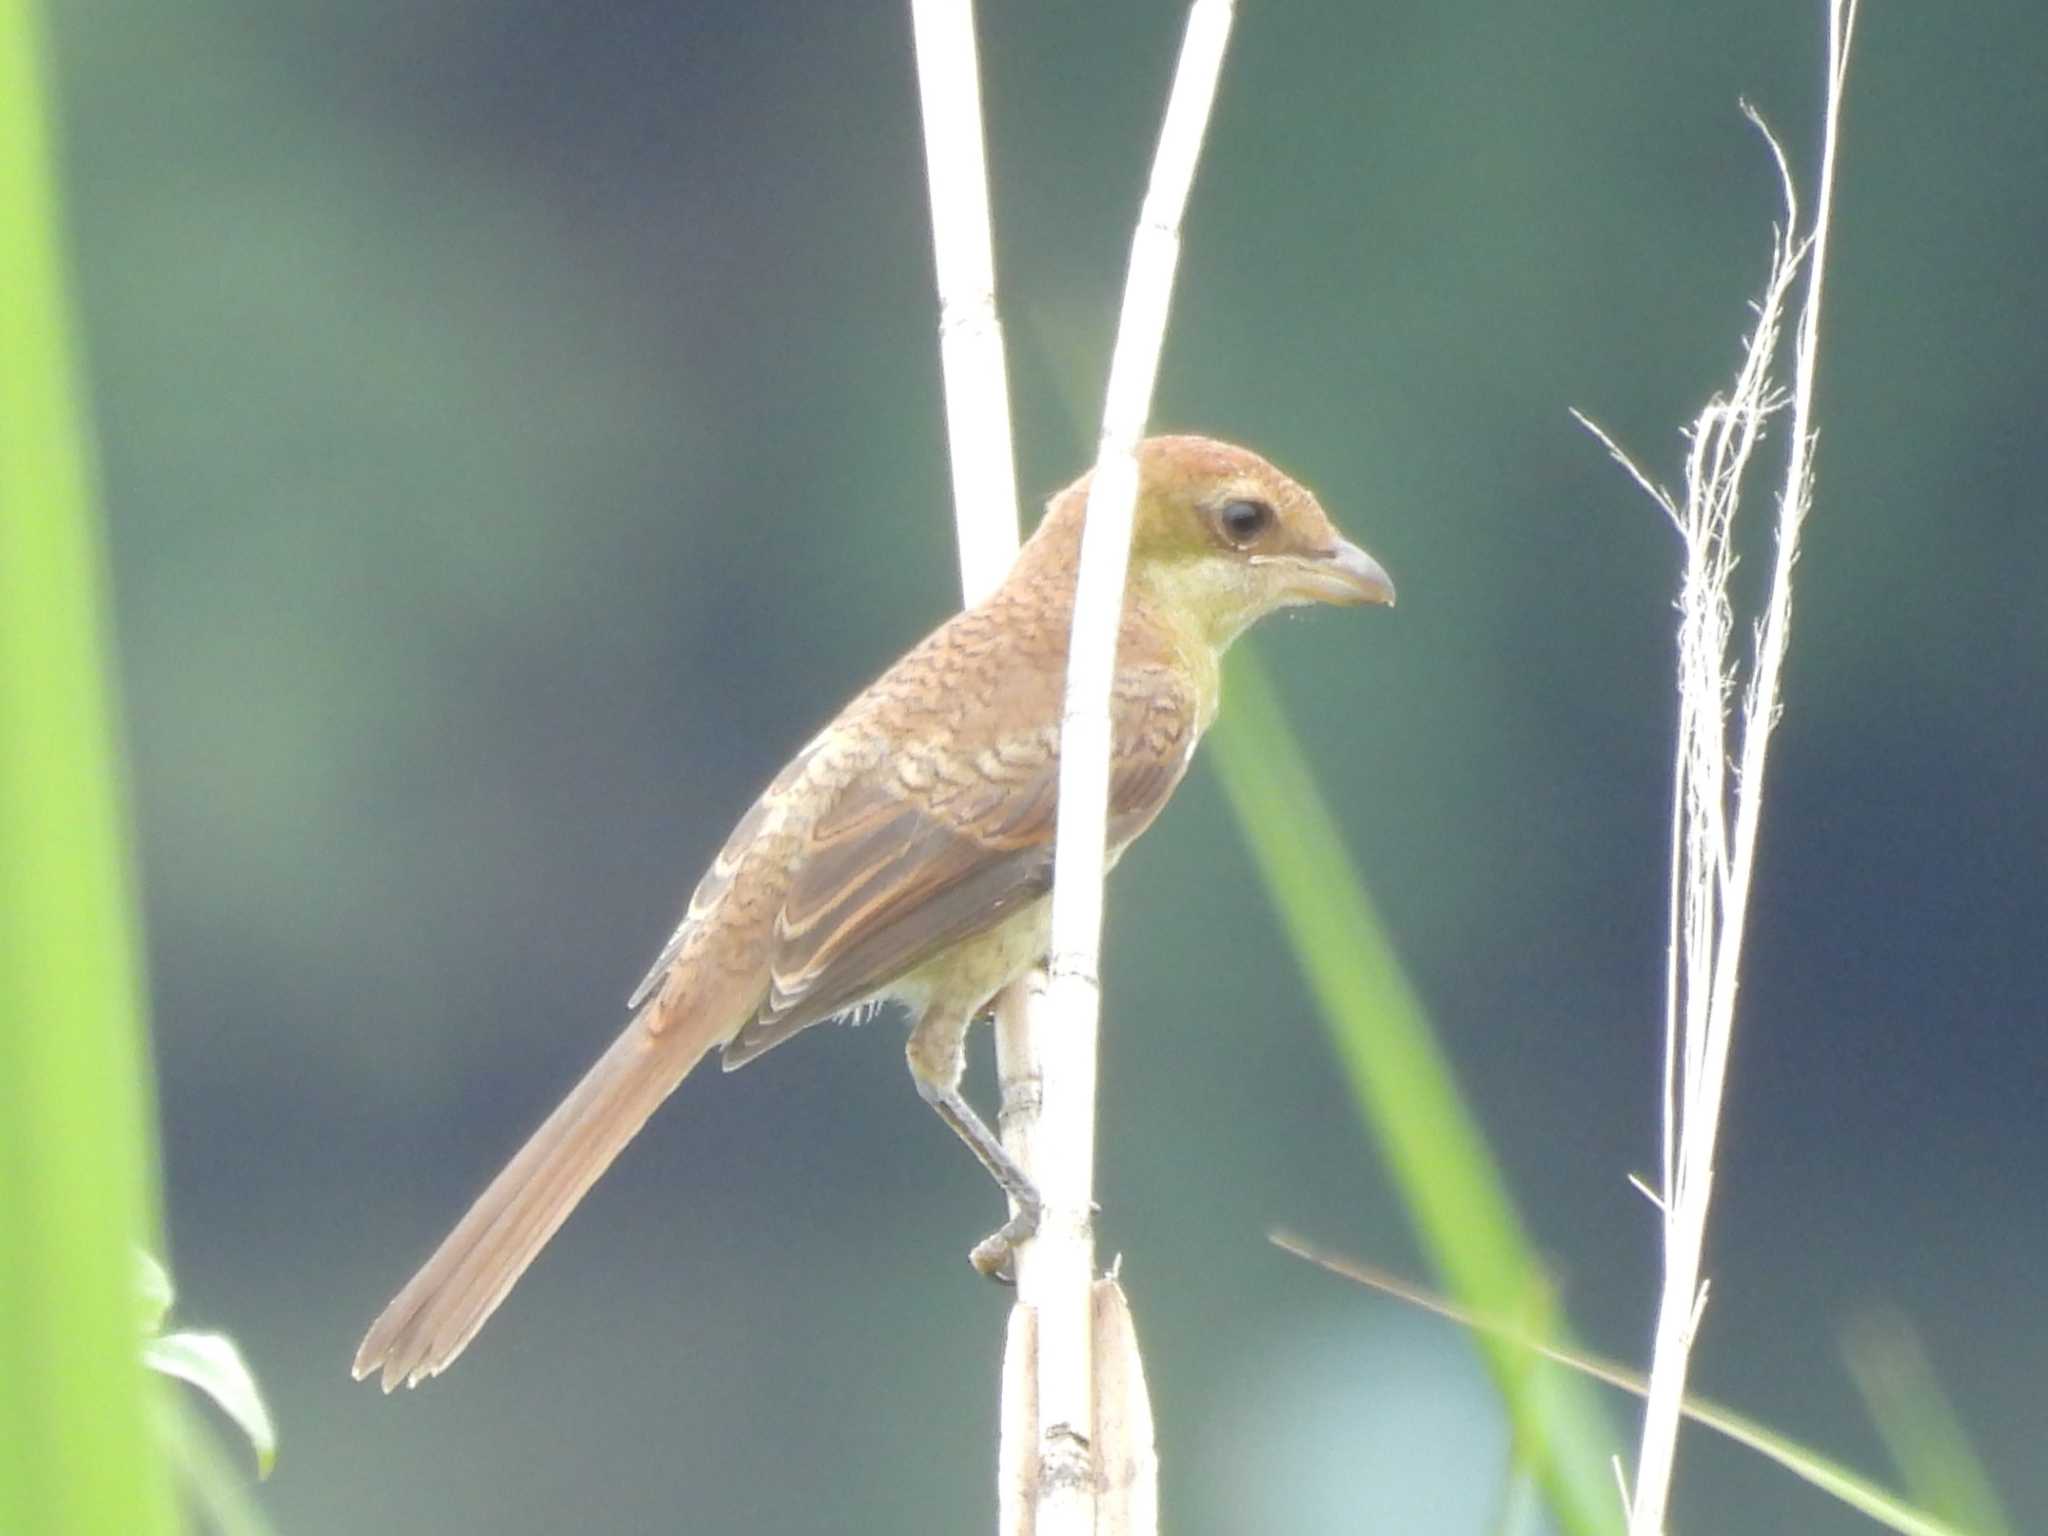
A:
[1576,6,1862,1530]
[905,10,1053,1520]
[911,4,1230,1531]
[1029,7,1233,1532]
[909,0,1022,600]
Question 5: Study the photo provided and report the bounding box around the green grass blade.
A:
[1210,646,1623,1536]
[1842,1307,2014,1536]
[1277,1234,1988,1536]
[0,2,179,1531]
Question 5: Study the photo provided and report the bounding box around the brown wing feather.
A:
[722,662,1199,1067]
[625,737,823,1012]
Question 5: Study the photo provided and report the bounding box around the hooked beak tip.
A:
[1320,539,1397,608]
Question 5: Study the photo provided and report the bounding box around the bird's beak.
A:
[1268,540,1397,608]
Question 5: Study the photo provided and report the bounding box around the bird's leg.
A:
[919,1080,1042,1282]
[907,1006,1041,1283]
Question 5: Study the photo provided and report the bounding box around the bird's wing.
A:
[722,661,1199,1066]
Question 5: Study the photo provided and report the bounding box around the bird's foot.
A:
[970,1197,1041,1285]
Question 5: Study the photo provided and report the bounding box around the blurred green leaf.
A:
[0,1,178,1530]
[139,1252,280,1516]
[1843,1306,2013,1536]
[155,1395,287,1536]
[1211,646,1623,1536]
[138,1249,177,1334]
[1278,1234,1984,1536]
[144,1331,279,1481]
[137,1253,276,1482]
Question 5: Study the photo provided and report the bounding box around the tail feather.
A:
[353,989,731,1390]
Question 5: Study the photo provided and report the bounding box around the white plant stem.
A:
[910,4,1229,1532]
[1580,5,1861,1532]
[1031,6,1231,1532]
[910,0,1023,604]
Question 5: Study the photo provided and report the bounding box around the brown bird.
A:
[353,434,1393,1389]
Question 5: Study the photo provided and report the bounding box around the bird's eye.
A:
[1217,499,1274,546]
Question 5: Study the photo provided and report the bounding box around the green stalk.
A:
[1211,647,1622,1536]
[0,2,178,1531]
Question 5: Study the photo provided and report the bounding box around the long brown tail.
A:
[353,990,731,1391]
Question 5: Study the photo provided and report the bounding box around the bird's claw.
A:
[969,1203,1041,1285]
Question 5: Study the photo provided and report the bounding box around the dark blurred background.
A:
[47,0,2045,1530]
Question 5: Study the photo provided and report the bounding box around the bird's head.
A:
[1029,435,1395,651]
